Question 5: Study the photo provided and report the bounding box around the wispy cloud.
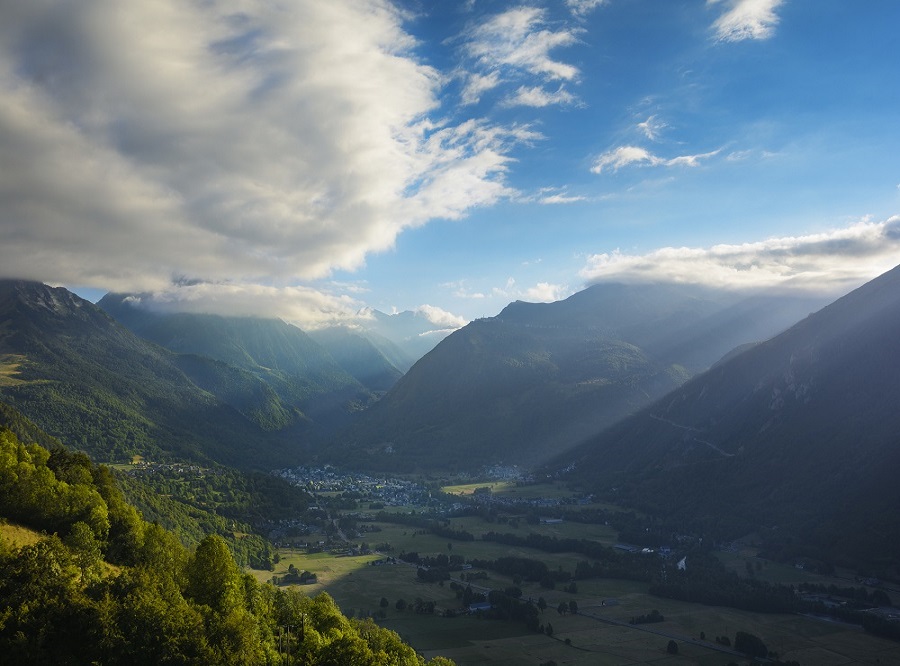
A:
[464,7,580,80]
[708,0,785,42]
[0,0,534,322]
[565,0,609,18]
[590,145,720,174]
[506,85,576,108]
[539,193,587,205]
[637,115,668,141]
[580,217,900,293]
[534,187,586,204]
[458,6,582,108]
[460,70,502,105]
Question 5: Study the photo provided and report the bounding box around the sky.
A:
[1,0,899,331]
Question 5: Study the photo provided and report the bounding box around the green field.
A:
[251,513,900,665]
[0,355,26,387]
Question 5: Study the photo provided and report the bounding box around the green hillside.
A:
[99,293,375,431]
[0,409,453,665]
[0,281,295,468]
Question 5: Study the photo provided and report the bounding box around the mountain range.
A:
[334,283,828,472]
[3,267,900,574]
[549,265,900,574]
[0,281,311,467]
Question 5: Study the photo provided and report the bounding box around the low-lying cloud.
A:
[581,217,900,294]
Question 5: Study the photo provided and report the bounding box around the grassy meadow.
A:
[249,511,900,665]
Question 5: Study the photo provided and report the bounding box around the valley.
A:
[2,272,900,664]
[245,467,900,665]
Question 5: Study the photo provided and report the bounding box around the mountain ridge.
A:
[0,280,298,468]
[336,282,829,472]
[551,264,900,572]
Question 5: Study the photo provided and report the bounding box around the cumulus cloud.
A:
[590,145,720,174]
[415,304,469,329]
[580,217,900,294]
[708,0,785,42]
[524,282,570,302]
[0,0,533,317]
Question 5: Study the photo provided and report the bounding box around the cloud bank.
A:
[122,283,362,329]
[0,0,529,321]
[581,217,900,293]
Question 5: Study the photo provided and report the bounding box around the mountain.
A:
[0,280,299,468]
[357,308,455,370]
[552,265,900,573]
[98,293,374,430]
[337,283,828,472]
[307,326,404,393]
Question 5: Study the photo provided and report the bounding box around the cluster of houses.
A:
[124,460,220,478]
[274,465,433,506]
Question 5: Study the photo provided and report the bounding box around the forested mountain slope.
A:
[553,264,900,573]
[338,283,827,472]
[99,293,375,431]
[0,281,296,468]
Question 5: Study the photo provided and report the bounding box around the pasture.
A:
[250,511,900,665]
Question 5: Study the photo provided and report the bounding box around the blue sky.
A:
[1,0,899,331]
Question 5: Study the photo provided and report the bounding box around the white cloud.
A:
[458,6,582,108]
[126,282,363,329]
[524,282,570,302]
[580,217,900,293]
[461,70,502,105]
[590,145,720,174]
[540,194,586,205]
[465,7,580,81]
[665,149,722,167]
[415,304,469,329]
[709,0,785,43]
[0,1,532,305]
[506,85,576,108]
[566,0,608,18]
[591,146,661,173]
[637,115,668,141]
[476,276,572,304]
